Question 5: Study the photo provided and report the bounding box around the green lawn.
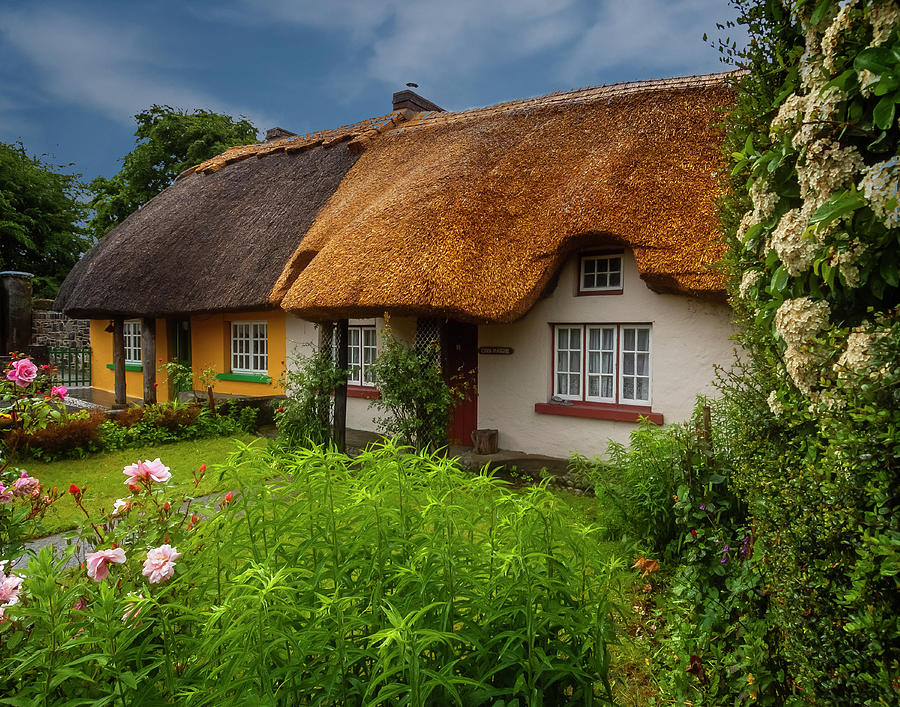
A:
[21,434,266,537]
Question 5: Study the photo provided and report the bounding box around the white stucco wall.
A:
[477,250,737,459]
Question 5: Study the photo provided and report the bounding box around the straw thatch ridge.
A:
[55,144,361,318]
[176,111,408,180]
[274,73,736,323]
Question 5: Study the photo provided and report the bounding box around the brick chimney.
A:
[392,90,444,114]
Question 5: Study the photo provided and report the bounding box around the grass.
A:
[20,433,265,537]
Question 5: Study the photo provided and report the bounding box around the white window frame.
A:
[579,254,623,293]
[123,320,142,365]
[552,324,652,406]
[231,321,268,375]
[347,325,377,387]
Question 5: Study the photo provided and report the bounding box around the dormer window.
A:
[579,253,623,294]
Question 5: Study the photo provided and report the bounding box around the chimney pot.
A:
[392,90,444,114]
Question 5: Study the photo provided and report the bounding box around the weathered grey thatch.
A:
[55,144,360,318]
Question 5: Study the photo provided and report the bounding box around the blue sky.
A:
[0,0,745,184]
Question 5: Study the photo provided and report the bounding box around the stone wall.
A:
[32,299,90,348]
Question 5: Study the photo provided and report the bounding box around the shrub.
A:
[370,330,458,451]
[275,345,344,448]
[4,410,106,459]
[2,442,626,704]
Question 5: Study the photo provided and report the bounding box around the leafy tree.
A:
[0,142,90,297]
[88,106,258,239]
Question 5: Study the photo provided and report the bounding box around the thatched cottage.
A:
[55,72,737,458]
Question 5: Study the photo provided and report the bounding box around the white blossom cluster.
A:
[775,297,831,348]
[858,157,899,229]
[776,297,831,394]
[768,208,822,274]
[822,0,857,72]
[797,139,865,210]
[767,390,785,416]
[868,0,900,46]
[835,328,880,375]
[829,238,868,287]
[750,178,779,222]
[739,270,765,299]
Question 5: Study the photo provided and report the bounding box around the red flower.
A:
[187,523,193,531]
[277,407,284,413]
[153,382,158,387]
[164,536,170,544]
[191,515,199,524]
[224,491,233,504]
[68,483,81,496]
[128,484,140,495]
[198,464,206,472]
[163,501,170,511]
[691,529,697,538]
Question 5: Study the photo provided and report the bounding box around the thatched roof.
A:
[54,115,397,317]
[57,73,735,322]
[274,73,735,323]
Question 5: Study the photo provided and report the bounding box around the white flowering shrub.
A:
[714,0,900,703]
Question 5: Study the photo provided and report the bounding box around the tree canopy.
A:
[0,142,89,297]
[88,106,258,240]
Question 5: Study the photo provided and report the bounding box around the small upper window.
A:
[123,320,142,365]
[580,254,623,293]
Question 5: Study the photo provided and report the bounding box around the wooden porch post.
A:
[333,319,349,453]
[112,317,126,409]
[142,318,156,405]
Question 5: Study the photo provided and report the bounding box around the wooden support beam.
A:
[333,319,349,453]
[112,317,126,409]
[142,318,157,405]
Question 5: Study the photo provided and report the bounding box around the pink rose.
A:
[0,483,12,504]
[85,548,127,582]
[122,458,171,486]
[0,561,23,608]
[6,358,37,387]
[11,471,39,498]
[142,544,181,584]
[51,385,68,399]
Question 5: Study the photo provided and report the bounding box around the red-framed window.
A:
[552,324,651,406]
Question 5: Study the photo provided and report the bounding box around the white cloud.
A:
[227,0,741,96]
[0,7,275,132]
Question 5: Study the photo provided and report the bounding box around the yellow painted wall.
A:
[90,319,171,401]
[190,310,285,396]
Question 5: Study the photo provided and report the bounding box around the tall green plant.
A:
[370,330,457,451]
[2,441,627,704]
[275,344,344,448]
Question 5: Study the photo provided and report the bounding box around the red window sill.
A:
[347,385,381,400]
[534,401,663,425]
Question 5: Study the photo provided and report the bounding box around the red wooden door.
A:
[445,321,478,446]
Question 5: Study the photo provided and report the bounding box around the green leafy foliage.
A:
[5,401,257,462]
[87,106,258,240]
[370,330,459,451]
[0,142,90,296]
[2,442,626,704]
[274,344,345,448]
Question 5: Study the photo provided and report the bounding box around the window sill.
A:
[576,288,624,297]
[216,372,272,384]
[106,363,143,372]
[347,385,381,400]
[534,401,663,425]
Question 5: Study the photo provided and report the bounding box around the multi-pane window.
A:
[553,325,651,405]
[231,321,268,374]
[123,320,142,365]
[348,326,377,386]
[580,255,623,292]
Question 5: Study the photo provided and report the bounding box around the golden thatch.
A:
[57,73,736,323]
[274,73,735,323]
